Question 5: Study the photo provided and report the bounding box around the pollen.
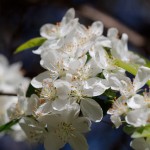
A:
[54,122,75,142]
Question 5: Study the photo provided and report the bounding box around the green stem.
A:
[0,119,20,132]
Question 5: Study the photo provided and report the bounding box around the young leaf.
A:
[0,119,20,132]
[14,37,46,54]
[114,59,139,75]
[123,125,136,135]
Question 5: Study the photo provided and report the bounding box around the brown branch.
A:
[0,92,17,96]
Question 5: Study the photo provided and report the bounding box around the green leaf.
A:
[114,59,139,75]
[103,88,117,99]
[123,125,136,135]
[14,37,47,53]
[0,119,20,132]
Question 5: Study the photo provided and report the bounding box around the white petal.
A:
[69,132,88,150]
[44,132,65,150]
[31,71,50,88]
[61,103,80,122]
[54,80,71,99]
[80,98,103,122]
[83,77,109,97]
[127,94,145,109]
[60,19,78,36]
[0,54,9,67]
[40,24,57,40]
[110,115,122,128]
[130,138,149,150]
[38,114,60,130]
[26,94,39,115]
[52,98,69,111]
[133,66,150,91]
[36,101,53,115]
[19,123,43,142]
[90,21,103,35]
[85,58,102,77]
[125,108,148,127]
[96,36,111,48]
[68,55,87,74]
[128,51,146,65]
[61,8,75,24]
[110,33,129,62]
[107,72,132,93]
[32,47,42,54]
[72,117,91,133]
[107,28,118,39]
[91,46,111,70]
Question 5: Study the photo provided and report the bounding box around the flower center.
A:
[55,122,75,142]
[70,87,84,103]
[41,81,57,101]
[109,97,128,116]
[120,81,134,97]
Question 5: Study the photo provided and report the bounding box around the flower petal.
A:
[40,24,57,40]
[110,115,122,128]
[61,8,75,24]
[60,19,78,37]
[107,28,118,39]
[44,132,65,150]
[130,138,150,150]
[133,66,150,91]
[125,108,149,127]
[0,54,9,67]
[80,98,103,122]
[52,98,69,111]
[83,77,109,97]
[90,21,103,35]
[38,113,60,130]
[31,71,50,88]
[72,117,91,133]
[69,132,88,150]
[127,94,145,109]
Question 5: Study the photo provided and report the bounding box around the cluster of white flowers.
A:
[0,54,30,140]
[1,8,150,150]
[107,66,150,150]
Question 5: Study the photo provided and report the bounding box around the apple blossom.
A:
[108,28,146,65]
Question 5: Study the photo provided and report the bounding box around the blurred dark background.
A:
[0,0,150,149]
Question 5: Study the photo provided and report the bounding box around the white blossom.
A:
[107,96,128,128]
[107,66,150,98]
[33,8,78,54]
[108,28,146,65]
[125,92,150,127]
[38,103,91,150]
[0,54,30,93]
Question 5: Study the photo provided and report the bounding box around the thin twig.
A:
[0,92,17,96]
[78,5,147,47]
